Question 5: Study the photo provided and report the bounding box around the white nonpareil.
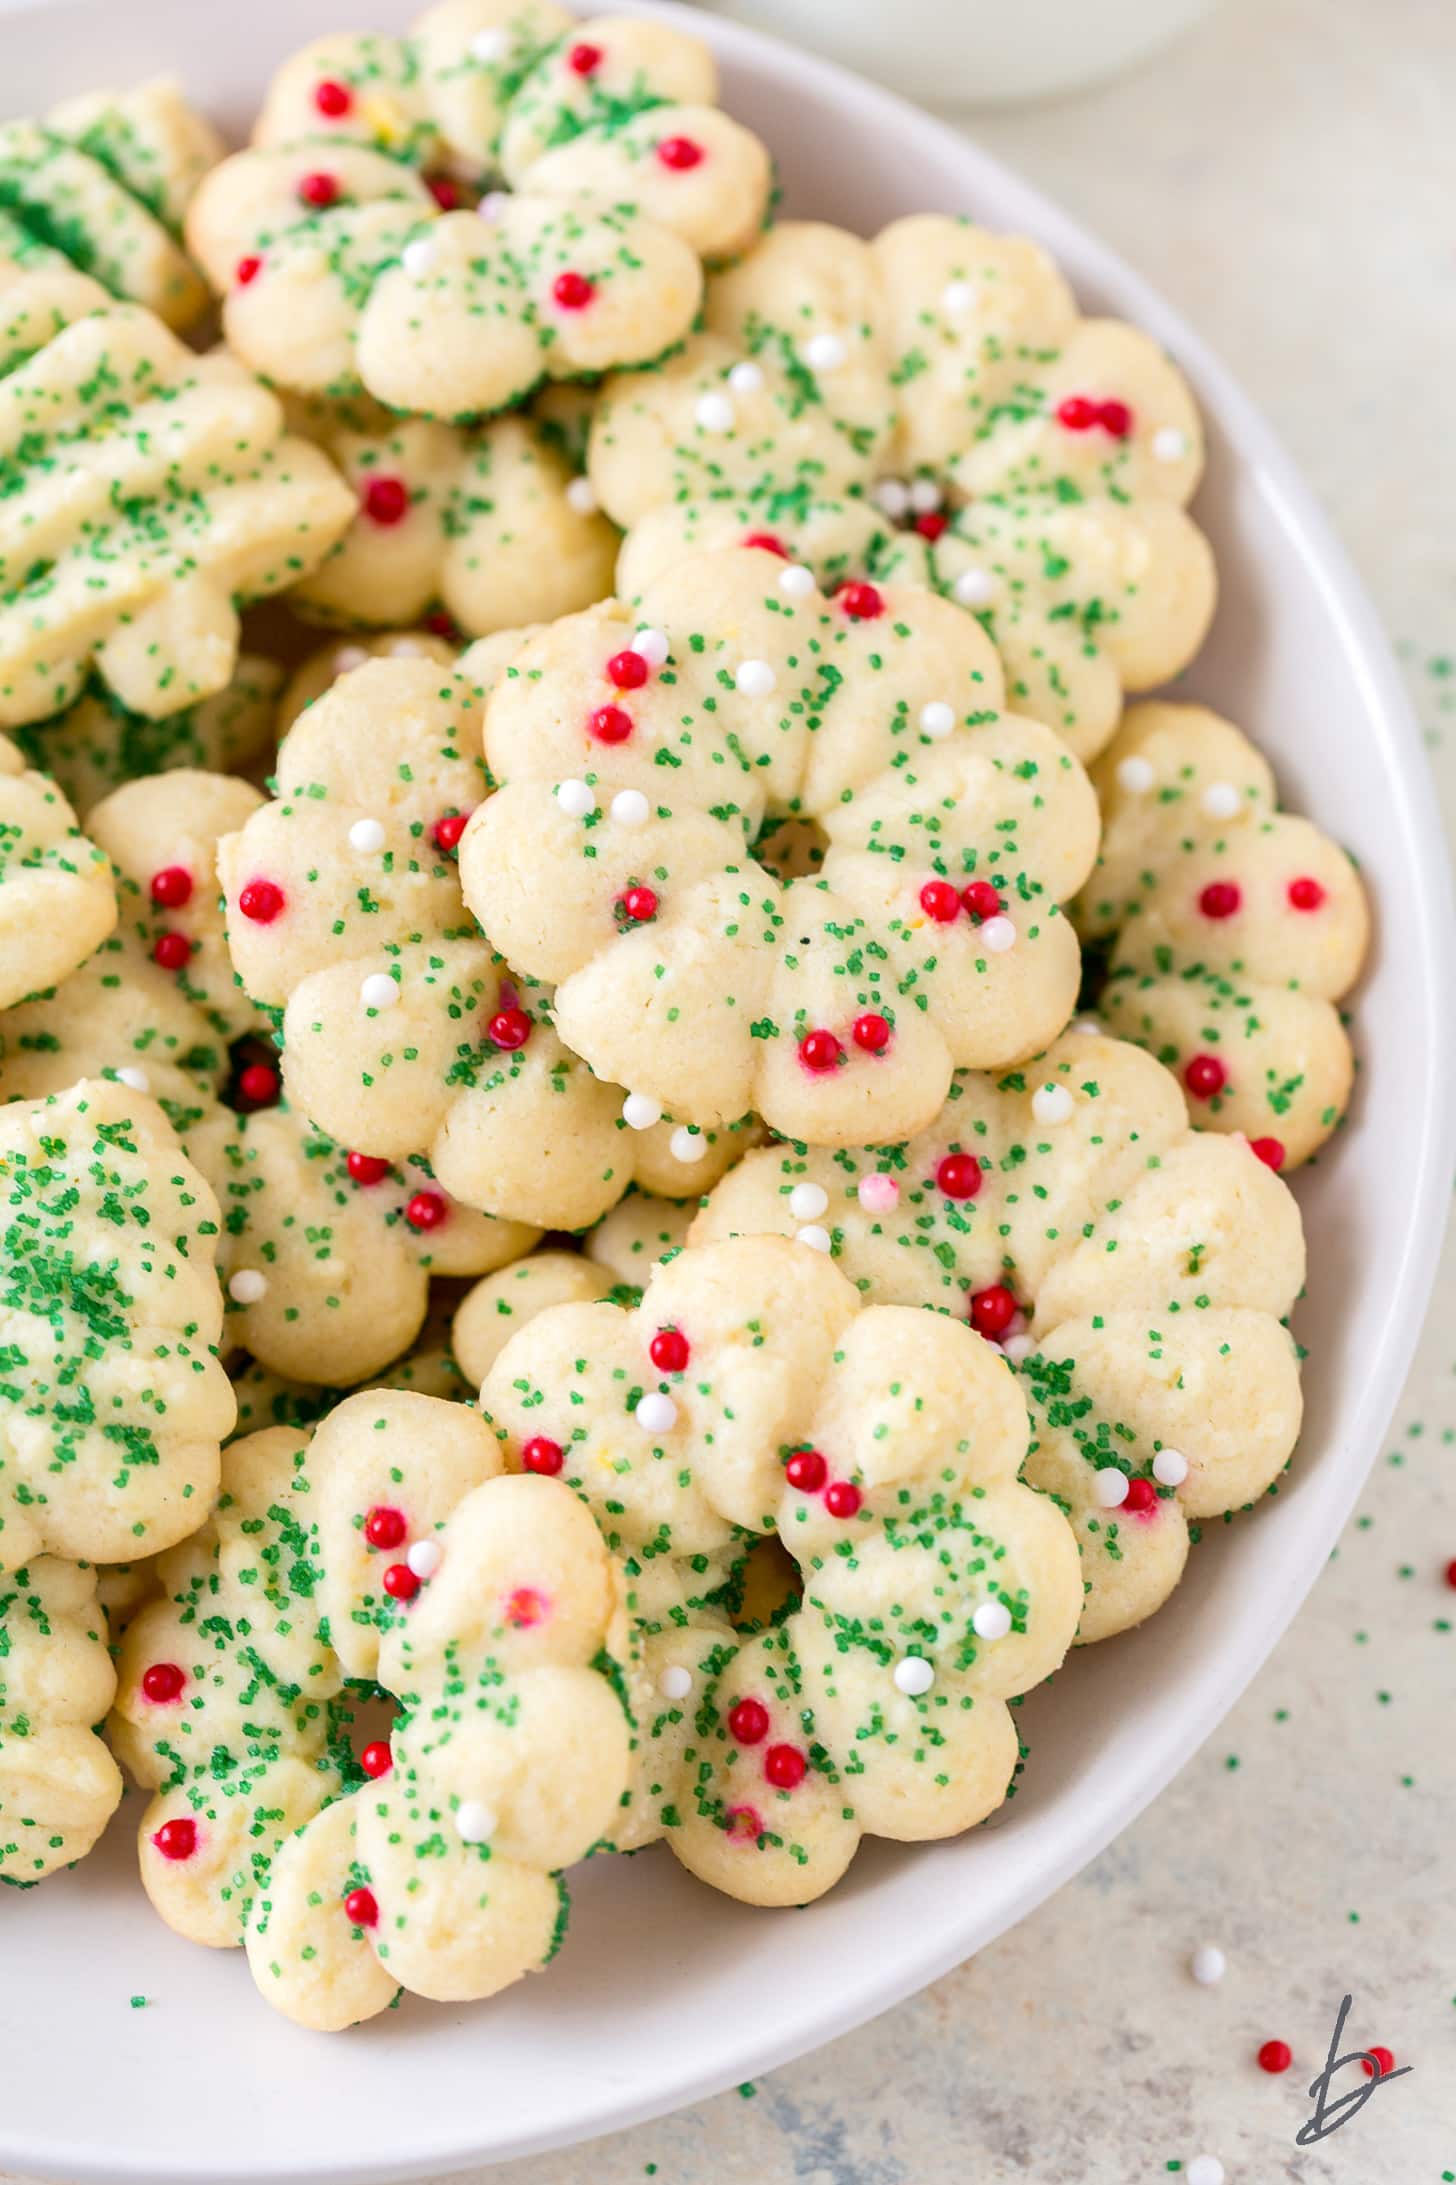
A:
[636,1392,677,1434]
[359,972,398,1011]
[788,1181,829,1221]
[1093,1467,1130,1509]
[406,1540,442,1581]
[610,789,649,828]
[556,778,596,819]
[893,1656,935,1697]
[456,1800,496,1844]
[1032,1082,1074,1126]
[669,1125,702,1164]
[348,817,385,853]
[621,1092,662,1131]
[972,1600,1013,1641]
[694,390,735,434]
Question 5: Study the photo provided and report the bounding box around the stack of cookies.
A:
[0,5,1368,2033]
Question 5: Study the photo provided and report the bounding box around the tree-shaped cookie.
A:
[1078,702,1370,1168]
[0,1077,235,1572]
[590,216,1215,762]
[0,262,354,729]
[0,734,115,1006]
[218,653,755,1229]
[479,1233,1081,1905]
[692,1028,1307,1641]
[0,75,223,330]
[0,770,535,1387]
[1,1555,124,1884]
[110,1390,632,2029]
[459,546,1099,1145]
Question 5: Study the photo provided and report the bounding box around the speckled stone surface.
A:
[4,1,1453,2179]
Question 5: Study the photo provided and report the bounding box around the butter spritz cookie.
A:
[593,216,1215,762]
[187,16,768,420]
[458,546,1100,1145]
[0,77,223,331]
[109,1390,632,2030]
[0,1077,234,1573]
[0,770,535,1387]
[218,653,755,1228]
[0,262,354,730]
[691,1029,1306,1642]
[0,735,116,1007]
[1,1556,124,1884]
[1079,702,1370,1169]
[288,410,618,637]
[479,1234,1081,1905]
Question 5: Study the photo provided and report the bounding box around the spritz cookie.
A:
[0,1556,124,1884]
[479,1234,1080,1904]
[459,547,1099,1145]
[692,1029,1306,1640]
[219,654,754,1229]
[0,736,116,1008]
[0,1078,234,1572]
[1080,702,1370,1168]
[11,658,282,819]
[109,1390,632,2029]
[0,262,354,728]
[591,215,1214,762]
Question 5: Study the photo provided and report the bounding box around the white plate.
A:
[2,5,1452,2181]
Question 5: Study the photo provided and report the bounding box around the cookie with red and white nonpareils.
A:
[0,1078,235,1573]
[691,1030,1307,1642]
[458,547,1098,1146]
[0,736,116,1008]
[288,411,618,637]
[591,216,1214,763]
[0,262,353,731]
[218,653,754,1229]
[187,13,768,422]
[251,6,770,263]
[110,1390,632,2029]
[0,771,534,1387]
[1,1556,124,1885]
[1079,703,1370,1169]
[479,1234,1081,1906]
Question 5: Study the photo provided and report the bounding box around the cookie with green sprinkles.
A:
[0,771,538,1387]
[44,75,224,239]
[188,146,704,421]
[252,5,770,264]
[459,545,1099,1145]
[1080,701,1371,1169]
[0,260,355,729]
[11,655,282,821]
[0,1075,235,1571]
[217,653,754,1229]
[692,1026,1308,1640]
[479,1232,1080,1905]
[0,733,116,1007]
[276,629,459,737]
[288,409,618,638]
[589,214,1215,762]
[110,1390,632,2030]
[0,108,211,331]
[1,1554,124,1883]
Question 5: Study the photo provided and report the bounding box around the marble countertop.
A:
[6,0,1453,2178]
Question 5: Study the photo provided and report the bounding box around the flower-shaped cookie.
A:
[692,1028,1307,1641]
[1078,703,1370,1169]
[590,217,1215,761]
[479,1234,1080,1905]
[111,1390,632,2030]
[0,262,354,729]
[0,1077,235,1572]
[253,4,769,258]
[289,410,617,635]
[459,547,1099,1145]
[1,1555,124,1884]
[0,76,222,330]
[218,653,755,1228]
[0,735,116,1006]
[11,657,281,820]
[0,771,535,1386]
[188,11,769,419]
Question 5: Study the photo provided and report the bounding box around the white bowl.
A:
[2,5,1452,2181]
